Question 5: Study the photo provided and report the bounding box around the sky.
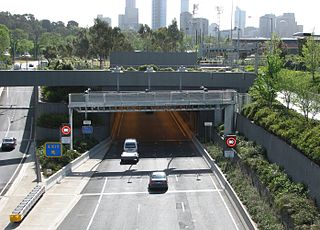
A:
[1,0,319,33]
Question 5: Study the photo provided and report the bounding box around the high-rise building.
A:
[180,11,192,34]
[276,13,302,37]
[192,18,209,36]
[97,14,112,27]
[181,0,189,13]
[152,0,167,30]
[118,0,139,31]
[126,0,135,9]
[234,7,246,33]
[208,23,219,37]
[259,14,276,38]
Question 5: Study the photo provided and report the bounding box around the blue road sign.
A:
[45,142,62,157]
[82,126,93,134]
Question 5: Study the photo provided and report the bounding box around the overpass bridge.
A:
[0,70,253,142]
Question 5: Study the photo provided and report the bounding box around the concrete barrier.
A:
[192,137,257,230]
[10,185,45,223]
[45,138,111,190]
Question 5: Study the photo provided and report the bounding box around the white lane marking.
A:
[209,175,239,230]
[79,189,222,197]
[137,204,141,214]
[6,87,9,98]
[86,177,108,230]
[0,117,33,197]
[214,171,225,190]
[175,175,179,182]
[181,202,185,213]
[5,116,11,137]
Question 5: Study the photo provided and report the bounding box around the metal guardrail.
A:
[10,185,45,222]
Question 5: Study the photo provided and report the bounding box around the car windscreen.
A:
[125,143,136,149]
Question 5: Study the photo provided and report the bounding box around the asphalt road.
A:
[0,86,33,196]
[58,112,247,230]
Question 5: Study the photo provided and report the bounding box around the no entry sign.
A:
[225,135,237,148]
[61,124,71,136]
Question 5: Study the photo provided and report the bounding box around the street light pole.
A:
[112,66,123,92]
[177,65,187,91]
[145,66,155,91]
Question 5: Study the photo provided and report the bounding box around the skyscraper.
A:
[152,0,167,30]
[118,0,139,31]
[126,0,135,9]
[234,7,246,32]
[276,13,302,37]
[181,0,189,13]
[259,14,276,38]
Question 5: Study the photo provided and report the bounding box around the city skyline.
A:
[1,0,319,33]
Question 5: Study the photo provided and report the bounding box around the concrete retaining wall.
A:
[236,114,320,207]
[110,52,197,67]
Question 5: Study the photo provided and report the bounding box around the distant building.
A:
[152,0,167,30]
[208,23,219,37]
[276,13,302,37]
[259,14,276,38]
[181,0,189,13]
[243,26,259,38]
[97,14,112,27]
[234,7,246,34]
[180,11,192,34]
[191,18,209,38]
[118,0,139,31]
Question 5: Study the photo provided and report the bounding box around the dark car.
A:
[148,171,168,190]
[1,137,17,151]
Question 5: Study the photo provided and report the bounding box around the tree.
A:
[302,36,320,82]
[39,32,64,63]
[278,70,299,109]
[292,74,315,121]
[250,35,284,106]
[89,19,113,69]
[0,24,10,54]
[167,19,183,51]
[74,28,90,59]
[16,39,34,54]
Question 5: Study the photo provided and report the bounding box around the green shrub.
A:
[137,64,159,71]
[242,102,320,167]
[235,138,320,229]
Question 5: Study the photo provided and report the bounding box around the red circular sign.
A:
[61,125,71,135]
[226,136,237,148]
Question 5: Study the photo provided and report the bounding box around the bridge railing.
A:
[69,90,237,108]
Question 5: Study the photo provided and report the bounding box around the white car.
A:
[121,139,139,163]
[123,138,138,152]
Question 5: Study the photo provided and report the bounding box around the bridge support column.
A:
[224,105,234,136]
[214,105,223,125]
[69,108,73,150]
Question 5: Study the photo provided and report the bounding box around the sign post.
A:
[60,124,71,145]
[225,135,237,148]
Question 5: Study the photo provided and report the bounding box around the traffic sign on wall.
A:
[225,135,237,148]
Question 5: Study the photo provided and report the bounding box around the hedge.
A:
[242,101,320,165]
[207,137,320,229]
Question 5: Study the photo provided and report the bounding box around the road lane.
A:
[0,86,33,196]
